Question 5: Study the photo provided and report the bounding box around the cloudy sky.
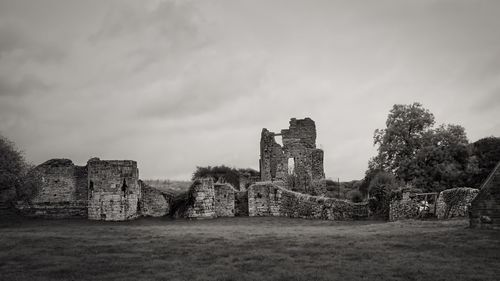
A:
[1,0,499,181]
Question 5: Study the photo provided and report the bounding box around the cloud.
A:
[0,0,499,181]
[0,74,51,96]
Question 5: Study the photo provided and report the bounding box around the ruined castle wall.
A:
[260,118,326,196]
[248,182,367,220]
[15,201,87,218]
[187,178,216,219]
[139,182,171,217]
[214,183,235,217]
[32,159,87,204]
[87,159,140,221]
[21,159,88,218]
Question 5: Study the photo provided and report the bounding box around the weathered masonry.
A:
[16,159,88,218]
[247,182,368,220]
[87,158,141,221]
[185,179,238,219]
[470,161,500,229]
[260,118,326,195]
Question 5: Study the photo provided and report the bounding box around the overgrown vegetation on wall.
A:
[191,165,258,190]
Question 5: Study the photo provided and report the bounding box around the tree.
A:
[373,103,435,179]
[0,135,26,203]
[409,124,470,191]
[371,103,471,192]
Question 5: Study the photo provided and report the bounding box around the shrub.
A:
[349,190,363,203]
[368,171,400,219]
[169,180,198,218]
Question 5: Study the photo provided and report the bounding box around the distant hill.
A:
[142,179,191,195]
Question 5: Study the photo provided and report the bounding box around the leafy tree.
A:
[371,103,472,192]
[373,102,435,179]
[0,135,27,203]
[0,135,41,203]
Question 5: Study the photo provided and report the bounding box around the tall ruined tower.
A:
[260,118,326,195]
[87,158,140,221]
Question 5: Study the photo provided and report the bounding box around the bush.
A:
[349,190,363,203]
[368,171,400,218]
[169,180,197,218]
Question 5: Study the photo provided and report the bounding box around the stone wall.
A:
[17,159,89,218]
[87,158,140,221]
[259,118,326,195]
[248,182,368,220]
[15,201,87,218]
[139,181,172,217]
[186,178,216,219]
[32,159,88,204]
[214,183,236,217]
[436,187,479,219]
[389,192,420,222]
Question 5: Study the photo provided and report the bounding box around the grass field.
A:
[1,216,499,281]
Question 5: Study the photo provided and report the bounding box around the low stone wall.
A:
[214,183,236,217]
[140,183,172,217]
[15,201,87,218]
[389,193,420,222]
[248,182,368,220]
[436,187,479,219]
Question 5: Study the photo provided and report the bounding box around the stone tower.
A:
[259,118,326,195]
[87,158,140,221]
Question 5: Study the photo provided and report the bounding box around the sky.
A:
[0,0,499,181]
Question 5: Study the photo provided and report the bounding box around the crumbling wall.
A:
[19,159,88,218]
[186,178,216,219]
[436,187,479,219]
[248,182,368,220]
[139,181,172,217]
[32,159,87,203]
[214,183,236,217]
[259,118,326,195]
[87,158,140,221]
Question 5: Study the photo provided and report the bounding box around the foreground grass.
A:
[0,216,499,281]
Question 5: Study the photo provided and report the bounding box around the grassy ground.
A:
[0,216,499,281]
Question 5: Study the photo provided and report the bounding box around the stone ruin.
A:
[260,118,326,195]
[87,158,141,221]
[248,182,368,219]
[13,117,373,222]
[15,159,88,218]
[16,157,152,221]
[470,161,500,229]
